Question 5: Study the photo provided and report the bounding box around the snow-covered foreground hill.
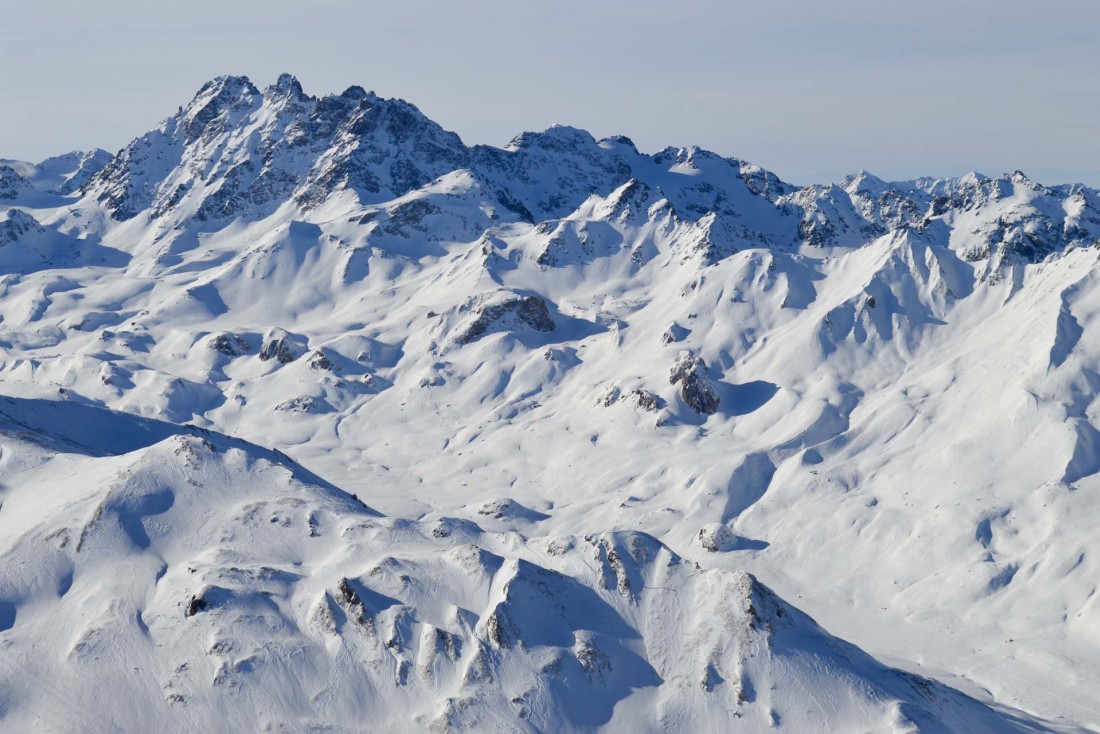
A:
[0,397,1043,733]
[1,75,1098,732]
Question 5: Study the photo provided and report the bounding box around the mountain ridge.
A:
[28,74,1091,266]
[1,73,1099,732]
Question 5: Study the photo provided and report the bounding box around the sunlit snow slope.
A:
[1,75,1099,732]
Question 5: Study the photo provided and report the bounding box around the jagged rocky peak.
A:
[0,165,31,200]
[1009,169,1041,190]
[58,149,114,194]
[912,171,989,199]
[339,84,370,100]
[293,92,468,209]
[0,209,43,245]
[739,159,796,200]
[266,72,307,100]
[597,134,640,155]
[591,178,660,223]
[84,73,474,222]
[182,74,262,143]
[472,124,634,220]
[777,165,1100,259]
[0,149,112,196]
[840,169,890,197]
[651,144,748,179]
[73,72,801,234]
[505,124,600,153]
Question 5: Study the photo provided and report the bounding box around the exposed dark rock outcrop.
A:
[0,166,32,200]
[0,210,43,245]
[275,396,321,413]
[457,295,555,345]
[185,594,208,617]
[670,351,720,415]
[628,389,660,412]
[260,334,300,364]
[209,333,251,357]
[307,349,334,371]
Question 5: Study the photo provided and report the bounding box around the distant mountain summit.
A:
[54,73,1098,270]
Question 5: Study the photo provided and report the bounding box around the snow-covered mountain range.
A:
[1,74,1098,732]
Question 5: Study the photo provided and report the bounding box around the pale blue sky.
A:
[4,0,1098,186]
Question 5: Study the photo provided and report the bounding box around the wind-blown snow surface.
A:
[1,75,1099,732]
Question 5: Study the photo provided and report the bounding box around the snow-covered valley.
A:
[1,74,1098,732]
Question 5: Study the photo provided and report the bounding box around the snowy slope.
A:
[1,74,1099,732]
[0,398,1052,733]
